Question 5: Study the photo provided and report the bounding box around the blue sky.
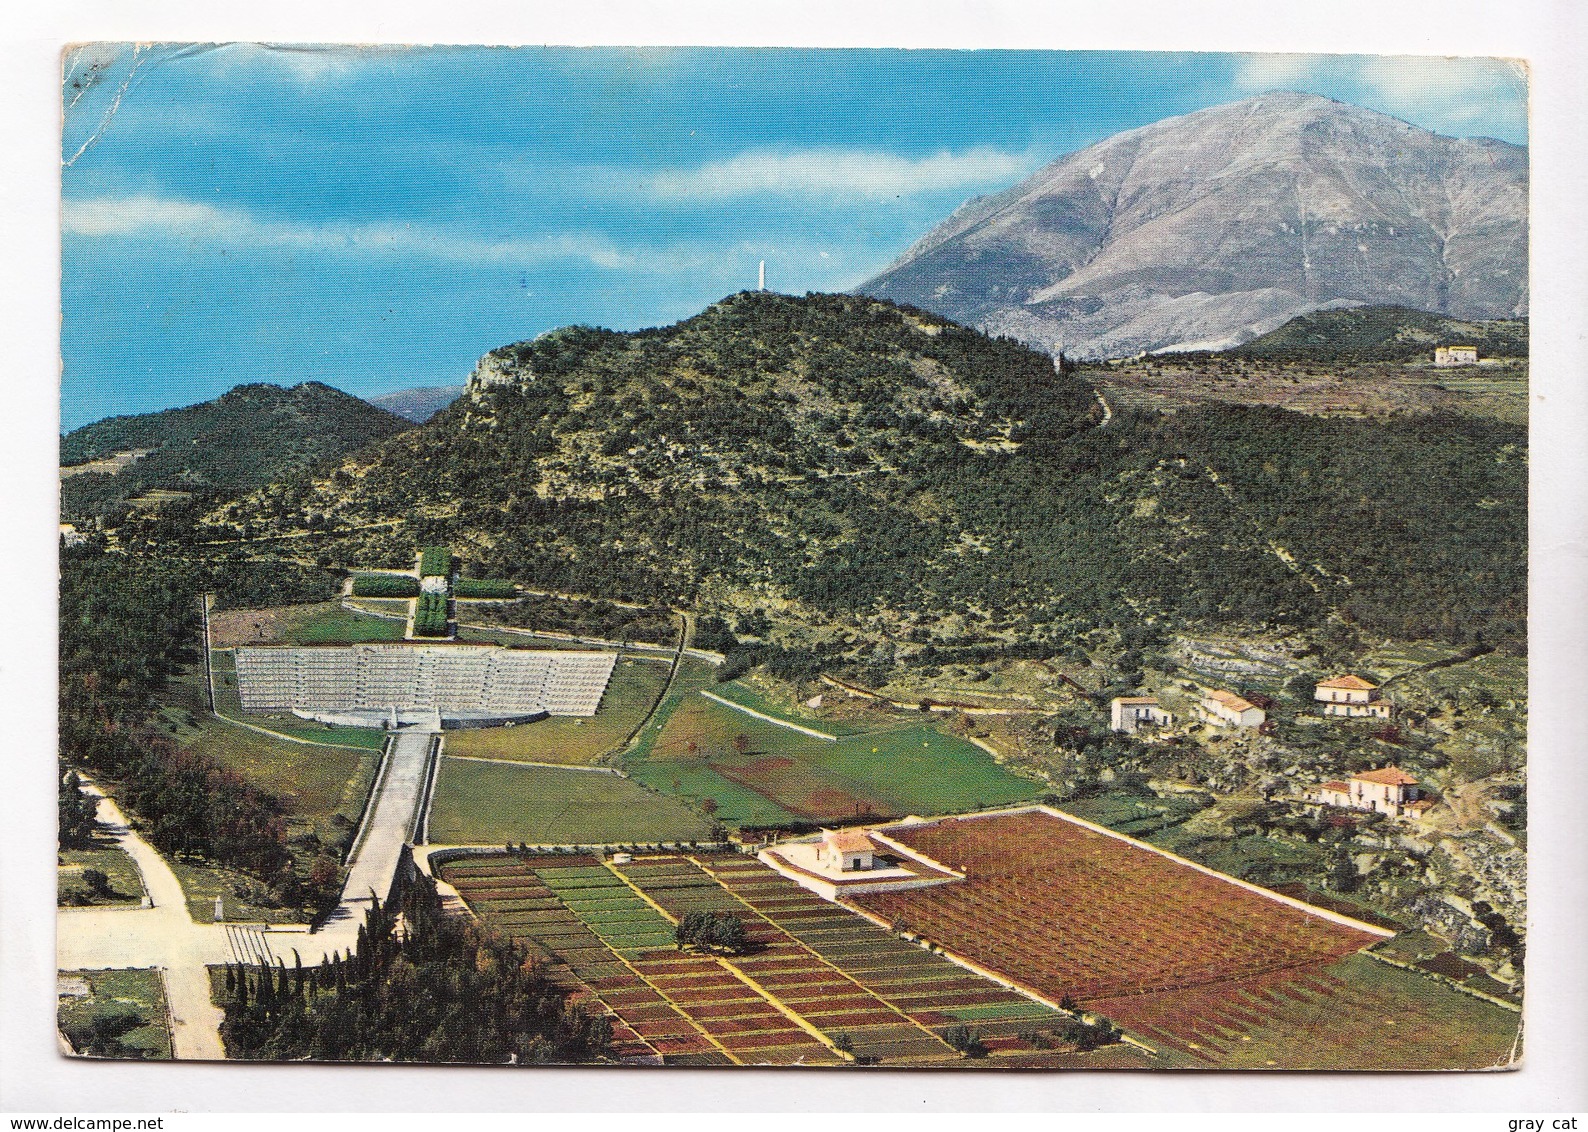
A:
[59,46,1528,429]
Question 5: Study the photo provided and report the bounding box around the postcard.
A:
[57,44,1527,1070]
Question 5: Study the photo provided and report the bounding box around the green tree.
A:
[58,771,100,849]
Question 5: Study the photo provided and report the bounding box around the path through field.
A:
[56,786,230,1060]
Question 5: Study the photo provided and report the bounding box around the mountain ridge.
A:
[60,380,413,520]
[858,92,1527,359]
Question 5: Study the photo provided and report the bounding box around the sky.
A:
[59,46,1529,429]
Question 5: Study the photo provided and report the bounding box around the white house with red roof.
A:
[1314,766,1433,820]
[818,828,876,872]
[1197,688,1266,729]
[1315,674,1392,720]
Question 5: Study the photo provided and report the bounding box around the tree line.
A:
[219,873,612,1063]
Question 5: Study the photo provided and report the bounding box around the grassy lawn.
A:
[627,687,1040,824]
[442,657,668,766]
[58,969,172,1060]
[286,605,406,644]
[168,859,309,925]
[58,844,145,907]
[178,713,376,825]
[706,679,870,736]
[626,759,801,827]
[345,597,412,615]
[427,757,716,845]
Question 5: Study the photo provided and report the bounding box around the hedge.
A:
[413,592,450,637]
[352,574,421,598]
[419,546,453,579]
[454,578,517,599]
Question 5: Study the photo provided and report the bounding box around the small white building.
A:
[1434,345,1479,366]
[1314,767,1432,820]
[1110,695,1174,733]
[1314,675,1392,719]
[1197,689,1266,729]
[817,829,875,872]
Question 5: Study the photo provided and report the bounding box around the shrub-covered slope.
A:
[198,291,1525,651]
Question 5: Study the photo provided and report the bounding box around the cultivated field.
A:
[426,759,715,846]
[628,690,1038,825]
[851,809,1521,1069]
[439,851,1147,1068]
[443,658,668,766]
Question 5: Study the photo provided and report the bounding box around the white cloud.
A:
[62,194,656,270]
[635,146,1039,201]
[1231,53,1527,139]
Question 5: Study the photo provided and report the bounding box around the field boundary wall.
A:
[699,690,838,741]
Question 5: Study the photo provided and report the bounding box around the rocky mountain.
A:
[858,92,1528,359]
[368,384,464,423]
[61,381,412,519]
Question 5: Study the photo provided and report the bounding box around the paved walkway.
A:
[302,729,434,955]
[56,787,230,1060]
[59,732,438,1059]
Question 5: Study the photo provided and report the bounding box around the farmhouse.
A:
[1434,345,1479,366]
[1314,767,1433,820]
[1197,688,1265,729]
[1110,695,1173,733]
[1315,674,1392,719]
[818,828,876,872]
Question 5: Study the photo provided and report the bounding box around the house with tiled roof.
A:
[1110,695,1173,733]
[1196,688,1266,729]
[1313,766,1432,820]
[818,828,876,872]
[1315,674,1392,720]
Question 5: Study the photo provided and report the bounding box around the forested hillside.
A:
[1230,306,1529,363]
[182,292,1523,663]
[61,382,412,521]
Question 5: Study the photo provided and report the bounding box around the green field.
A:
[1057,790,1209,838]
[705,679,870,736]
[426,757,716,845]
[345,597,412,615]
[58,969,172,1060]
[58,845,145,907]
[442,657,668,766]
[286,605,407,644]
[626,687,1040,825]
[175,713,378,827]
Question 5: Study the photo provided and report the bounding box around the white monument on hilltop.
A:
[759,260,765,291]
